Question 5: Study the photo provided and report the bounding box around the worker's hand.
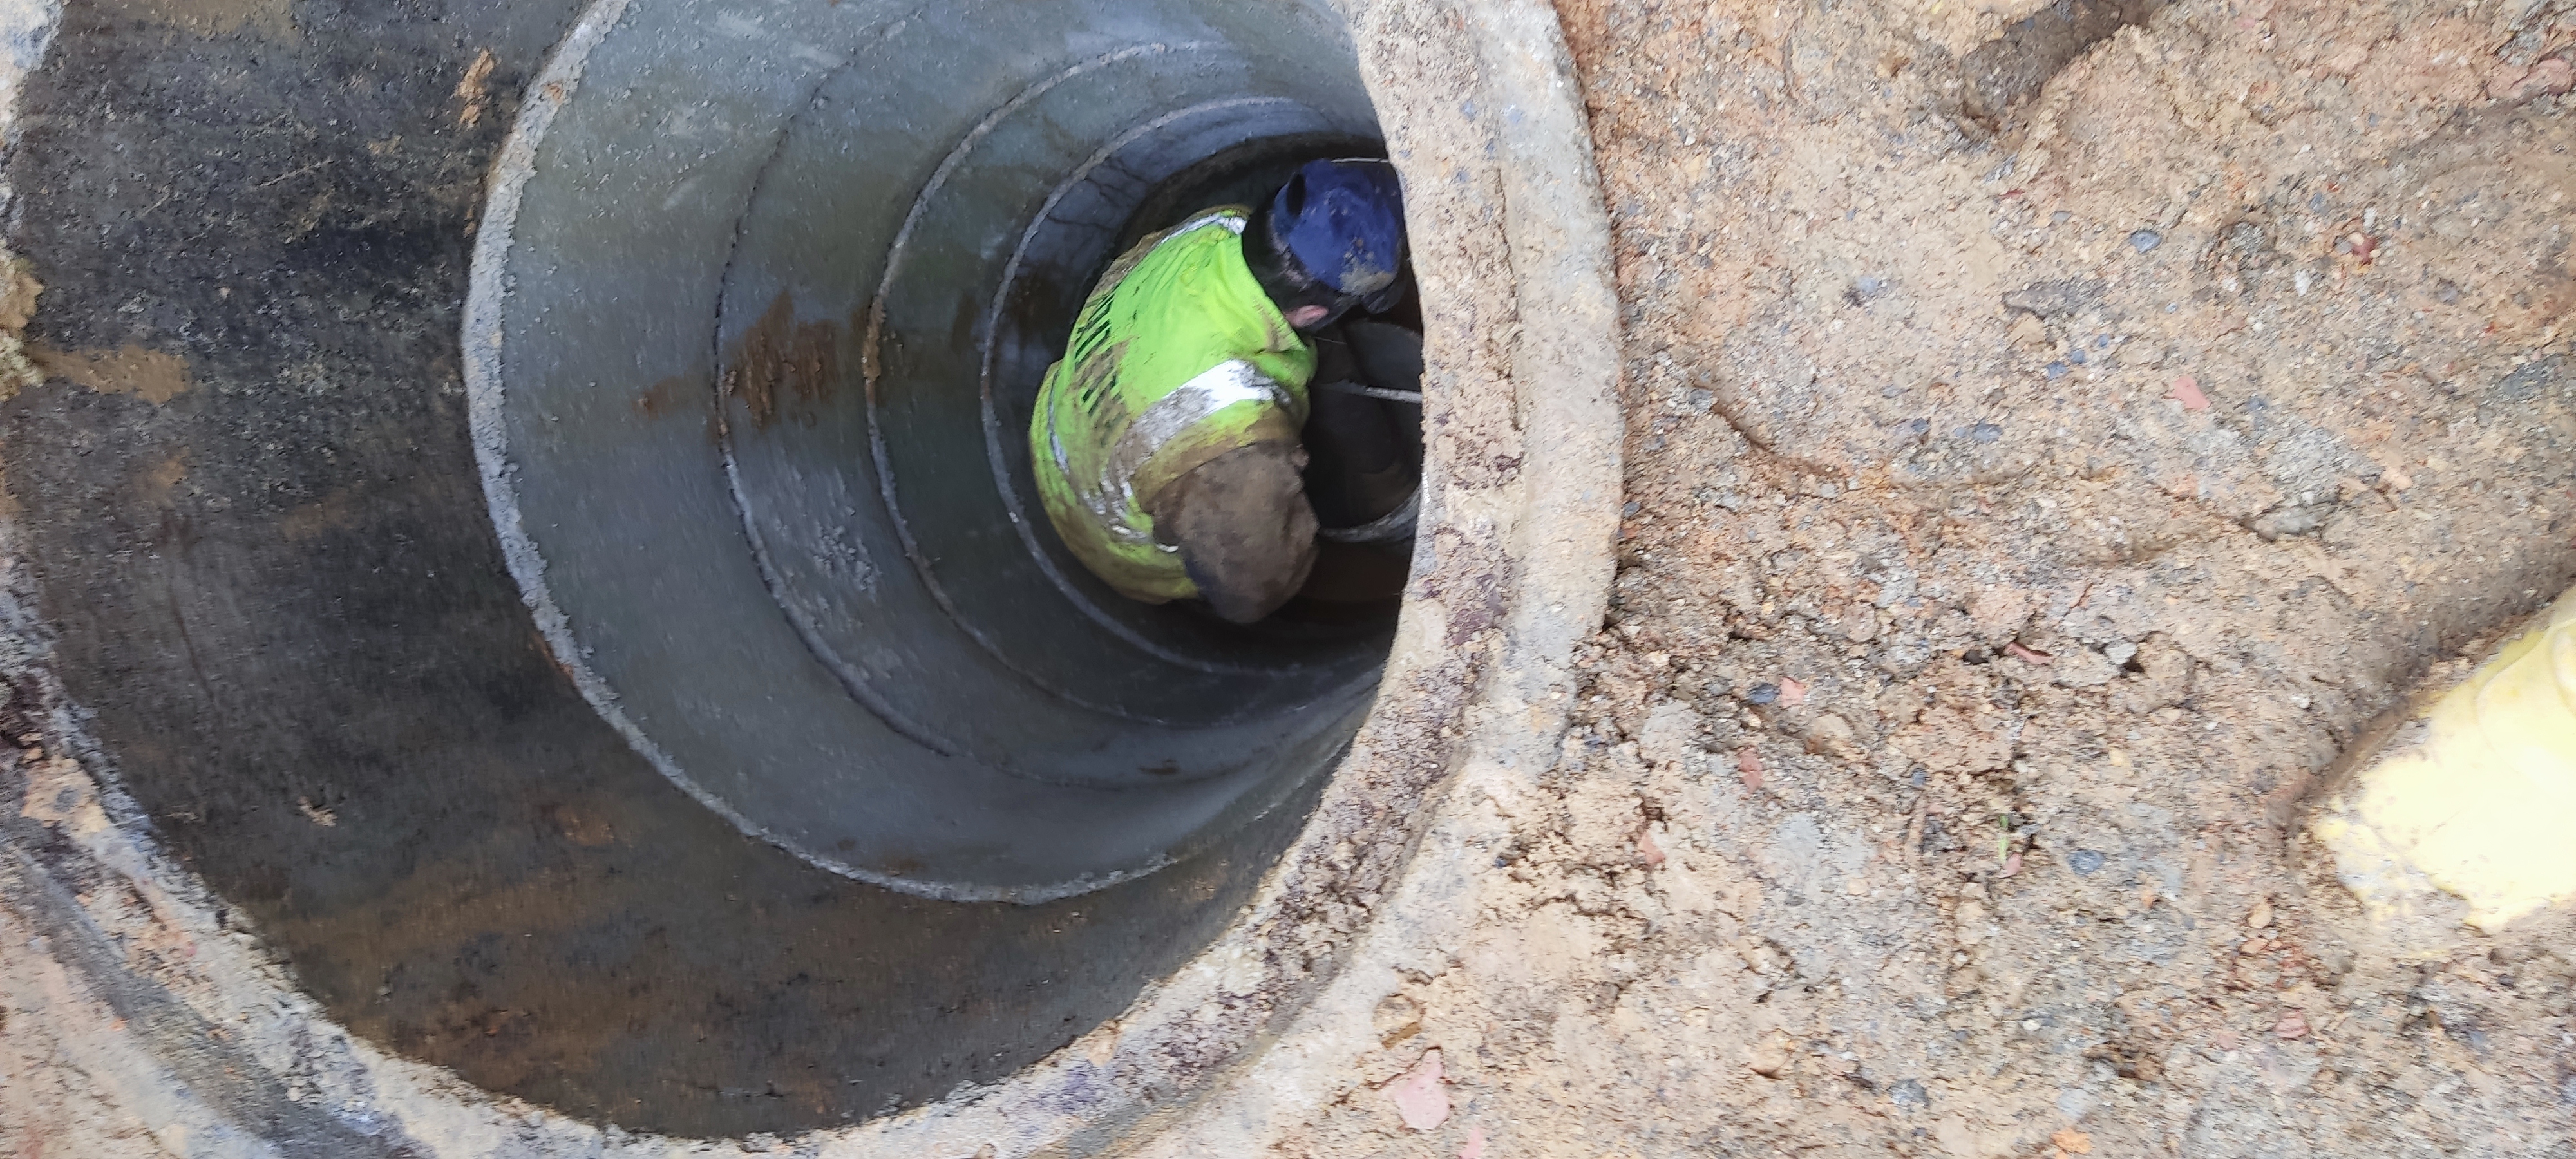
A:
[1149,443,1319,625]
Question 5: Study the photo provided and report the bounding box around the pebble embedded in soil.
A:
[1384,1050,1449,1131]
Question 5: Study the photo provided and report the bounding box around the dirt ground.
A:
[5,1,2576,1156]
[1251,1,2576,1155]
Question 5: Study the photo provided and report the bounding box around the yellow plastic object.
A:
[2314,585,2576,936]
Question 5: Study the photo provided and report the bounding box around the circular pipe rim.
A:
[0,0,1621,1151]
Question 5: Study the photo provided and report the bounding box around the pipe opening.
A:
[474,0,1402,902]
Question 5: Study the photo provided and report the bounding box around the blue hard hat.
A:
[1271,159,1405,297]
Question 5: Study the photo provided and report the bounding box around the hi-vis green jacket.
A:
[1030,207,1316,603]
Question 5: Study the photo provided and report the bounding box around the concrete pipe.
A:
[0,0,1618,1151]
[471,0,1392,903]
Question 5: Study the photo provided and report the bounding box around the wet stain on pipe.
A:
[723,291,840,430]
[632,372,696,419]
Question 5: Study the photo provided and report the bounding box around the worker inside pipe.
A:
[1029,158,1423,625]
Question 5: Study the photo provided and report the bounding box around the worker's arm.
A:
[1146,442,1319,624]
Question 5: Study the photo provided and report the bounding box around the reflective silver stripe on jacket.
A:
[1161,209,1248,241]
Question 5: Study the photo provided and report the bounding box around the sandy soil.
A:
[1245,1,2576,1155]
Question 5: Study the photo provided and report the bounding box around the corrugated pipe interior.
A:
[471,0,1395,901]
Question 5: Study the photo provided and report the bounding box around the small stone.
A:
[2127,229,2162,252]
[2008,314,2049,348]
[1802,711,1858,760]
[2252,505,2324,542]
[1457,1126,1488,1159]
[2052,1128,2094,1155]
[1969,422,2003,443]
[2066,849,2107,876]
[2050,647,2119,689]
[2490,56,2576,100]
[1748,1033,1792,1077]
[2002,278,2106,318]
[2166,375,2208,411]
[1385,1049,1451,1131]
[1745,682,1781,705]
[2044,361,2069,379]
[2273,1012,2309,1040]
[1374,994,1424,1042]
[2536,57,2576,95]
[1955,898,1990,947]
[2246,896,2273,928]
[1776,676,1808,706]
[1888,1078,1929,1109]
